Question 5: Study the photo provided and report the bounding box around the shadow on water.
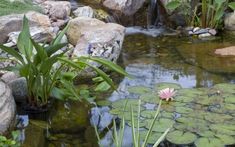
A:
[21,32,235,146]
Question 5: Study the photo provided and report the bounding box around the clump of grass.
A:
[0,0,42,16]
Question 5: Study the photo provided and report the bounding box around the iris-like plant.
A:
[0,16,128,109]
[94,100,171,147]
[166,0,235,29]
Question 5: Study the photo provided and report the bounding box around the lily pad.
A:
[224,96,235,104]
[198,131,215,137]
[205,113,233,123]
[146,118,174,132]
[128,86,151,94]
[210,124,235,135]
[195,137,224,147]
[155,82,182,91]
[166,130,197,145]
[112,99,139,111]
[140,93,158,104]
[215,134,235,145]
[213,83,235,94]
[96,100,112,106]
[139,131,164,144]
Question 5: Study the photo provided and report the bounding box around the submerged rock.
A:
[215,46,235,56]
[0,80,16,135]
[8,77,28,102]
[224,12,235,31]
[103,0,145,16]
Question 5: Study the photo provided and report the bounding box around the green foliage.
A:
[165,0,235,29]
[0,0,41,16]
[94,100,170,147]
[0,131,20,147]
[0,16,128,107]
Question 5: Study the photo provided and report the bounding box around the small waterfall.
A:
[147,0,169,27]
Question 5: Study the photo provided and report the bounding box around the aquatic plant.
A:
[0,131,20,147]
[94,99,170,147]
[158,88,176,101]
[165,0,235,29]
[0,16,128,108]
[106,82,235,146]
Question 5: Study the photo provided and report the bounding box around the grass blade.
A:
[153,128,171,147]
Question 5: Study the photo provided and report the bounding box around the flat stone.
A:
[73,6,94,18]
[215,46,235,56]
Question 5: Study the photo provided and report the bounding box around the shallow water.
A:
[22,32,235,146]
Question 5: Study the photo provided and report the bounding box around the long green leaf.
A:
[45,43,67,57]
[0,44,24,64]
[152,128,171,147]
[82,56,129,77]
[51,23,69,46]
[17,15,33,57]
[228,2,235,10]
[165,0,181,11]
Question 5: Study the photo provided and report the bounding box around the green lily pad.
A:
[205,113,233,123]
[126,119,147,128]
[213,83,235,94]
[128,86,151,94]
[139,131,164,144]
[224,96,235,104]
[112,99,139,111]
[174,95,194,103]
[210,124,235,135]
[175,106,193,114]
[146,118,174,133]
[195,137,224,147]
[166,130,197,145]
[154,82,182,91]
[140,93,158,104]
[198,131,215,137]
[141,110,157,119]
[215,134,235,145]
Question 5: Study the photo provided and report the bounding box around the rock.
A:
[193,27,200,32]
[72,22,125,63]
[103,0,145,15]
[42,1,71,20]
[1,72,19,84]
[94,9,110,21]
[67,17,105,46]
[8,77,28,102]
[208,29,217,36]
[193,28,209,35]
[198,33,211,38]
[0,80,16,135]
[4,26,55,47]
[224,12,235,31]
[215,46,235,56]
[0,11,51,43]
[73,6,94,18]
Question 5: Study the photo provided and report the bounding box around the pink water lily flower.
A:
[158,88,176,101]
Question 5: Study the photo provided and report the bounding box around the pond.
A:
[21,31,235,147]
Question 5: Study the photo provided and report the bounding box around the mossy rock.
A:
[166,130,197,145]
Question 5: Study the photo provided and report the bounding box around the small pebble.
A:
[208,29,217,35]
[193,27,200,32]
[198,33,211,38]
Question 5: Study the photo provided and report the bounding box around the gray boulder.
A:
[103,0,145,15]
[0,80,16,135]
[224,12,235,31]
[9,77,28,102]
[0,11,51,43]
[73,6,94,18]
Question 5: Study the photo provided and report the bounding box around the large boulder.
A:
[0,11,51,43]
[0,80,16,135]
[42,1,71,20]
[73,6,94,18]
[67,17,125,63]
[103,0,145,15]
[224,12,235,31]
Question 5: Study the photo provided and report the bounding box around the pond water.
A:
[21,32,235,147]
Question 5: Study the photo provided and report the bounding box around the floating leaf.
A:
[96,100,111,106]
[195,137,224,147]
[146,118,174,133]
[155,82,181,91]
[224,96,235,104]
[139,131,164,144]
[166,130,197,145]
[140,93,158,104]
[198,131,215,137]
[128,86,151,94]
[215,134,235,145]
